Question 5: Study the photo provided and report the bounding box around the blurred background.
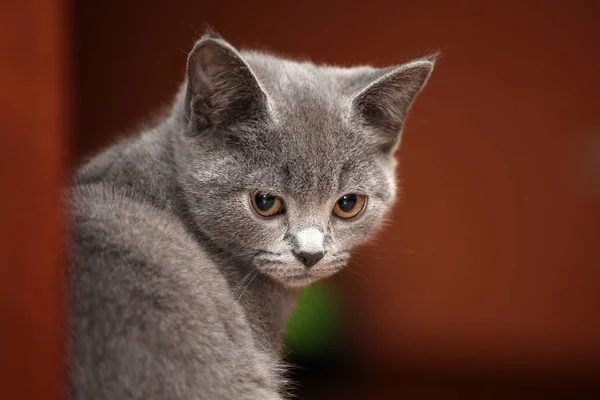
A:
[1,0,600,398]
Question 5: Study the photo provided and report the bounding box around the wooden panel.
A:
[0,1,68,399]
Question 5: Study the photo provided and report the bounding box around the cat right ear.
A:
[185,35,269,132]
[350,56,436,152]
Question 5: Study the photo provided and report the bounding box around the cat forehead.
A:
[241,52,374,149]
[242,51,377,110]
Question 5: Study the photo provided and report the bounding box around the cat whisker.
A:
[236,269,260,301]
[232,269,257,296]
[328,256,350,264]
[328,250,351,258]
[344,267,368,285]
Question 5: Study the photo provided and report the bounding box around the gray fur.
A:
[67,33,435,399]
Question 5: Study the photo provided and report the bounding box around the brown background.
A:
[0,0,67,399]
[2,0,600,398]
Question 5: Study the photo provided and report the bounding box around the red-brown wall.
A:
[74,0,600,377]
[3,1,599,399]
[0,1,68,399]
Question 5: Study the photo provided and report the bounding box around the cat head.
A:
[175,33,435,288]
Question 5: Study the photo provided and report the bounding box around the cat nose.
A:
[290,227,326,267]
[293,250,325,268]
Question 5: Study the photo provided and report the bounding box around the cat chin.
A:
[256,261,345,288]
[265,270,338,289]
[279,275,322,289]
[260,271,314,289]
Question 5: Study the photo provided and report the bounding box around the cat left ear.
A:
[351,56,436,152]
[185,34,269,132]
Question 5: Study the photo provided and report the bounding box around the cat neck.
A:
[210,246,300,351]
[229,263,300,351]
[174,198,299,351]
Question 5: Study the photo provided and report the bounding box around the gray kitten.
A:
[67,32,435,399]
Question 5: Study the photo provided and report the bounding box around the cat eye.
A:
[332,193,366,219]
[250,191,285,217]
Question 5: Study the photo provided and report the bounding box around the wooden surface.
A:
[0,1,68,399]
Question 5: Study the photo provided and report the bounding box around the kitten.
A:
[67,32,435,399]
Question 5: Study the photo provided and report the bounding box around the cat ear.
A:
[350,56,436,152]
[185,34,269,131]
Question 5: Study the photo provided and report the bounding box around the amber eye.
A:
[250,191,285,217]
[332,193,366,219]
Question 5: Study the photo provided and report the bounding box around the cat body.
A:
[68,33,435,399]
